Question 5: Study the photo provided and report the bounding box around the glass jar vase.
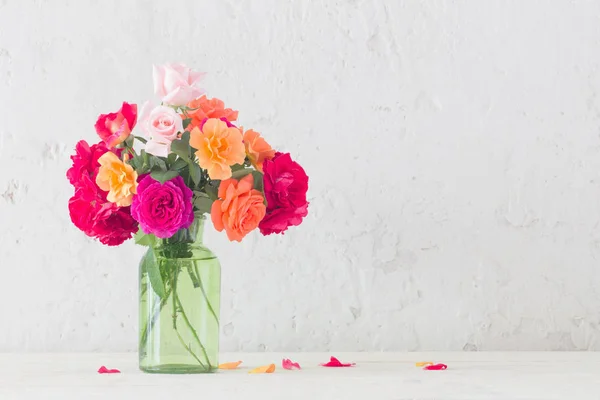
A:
[139,216,221,373]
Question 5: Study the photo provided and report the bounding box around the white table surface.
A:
[1,352,599,399]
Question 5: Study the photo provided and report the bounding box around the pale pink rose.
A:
[152,64,206,106]
[139,102,183,157]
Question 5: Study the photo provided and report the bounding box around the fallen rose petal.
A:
[320,356,355,367]
[423,363,447,370]
[249,364,276,374]
[97,366,120,374]
[282,358,301,370]
[219,361,243,370]
[415,361,434,367]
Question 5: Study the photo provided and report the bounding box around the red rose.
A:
[67,140,138,246]
[66,140,110,189]
[259,152,309,235]
[68,176,138,246]
[95,102,137,148]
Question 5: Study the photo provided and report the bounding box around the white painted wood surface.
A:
[1,352,599,399]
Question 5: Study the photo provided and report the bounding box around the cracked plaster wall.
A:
[1,0,600,351]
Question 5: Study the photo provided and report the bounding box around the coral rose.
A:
[95,102,137,148]
[259,153,309,235]
[95,152,138,207]
[189,118,245,180]
[243,129,275,172]
[185,96,238,131]
[211,174,266,242]
[153,63,205,106]
[131,175,194,238]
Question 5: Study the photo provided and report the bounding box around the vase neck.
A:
[158,216,205,247]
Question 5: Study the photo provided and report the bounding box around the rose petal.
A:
[320,356,355,367]
[415,361,434,367]
[219,361,242,370]
[145,140,170,157]
[282,358,301,370]
[249,364,276,374]
[423,363,447,370]
[97,366,120,374]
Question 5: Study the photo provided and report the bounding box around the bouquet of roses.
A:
[66,64,309,246]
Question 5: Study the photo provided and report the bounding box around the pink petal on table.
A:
[98,366,121,374]
[320,356,355,367]
[423,363,447,370]
[282,358,301,370]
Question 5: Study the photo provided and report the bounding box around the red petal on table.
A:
[423,363,447,370]
[97,366,121,374]
[282,358,301,370]
[320,356,355,367]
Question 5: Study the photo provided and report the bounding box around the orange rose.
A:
[211,174,266,242]
[189,118,245,180]
[243,129,275,172]
[95,152,138,207]
[185,96,238,130]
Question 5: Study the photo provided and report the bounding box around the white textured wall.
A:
[1,0,600,352]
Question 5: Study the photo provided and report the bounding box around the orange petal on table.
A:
[219,361,242,369]
[249,364,276,374]
[415,361,434,367]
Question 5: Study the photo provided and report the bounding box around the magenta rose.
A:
[131,175,194,238]
[259,152,309,235]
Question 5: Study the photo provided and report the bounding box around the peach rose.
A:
[243,129,275,172]
[95,152,138,207]
[211,174,266,242]
[189,118,245,180]
[185,96,238,131]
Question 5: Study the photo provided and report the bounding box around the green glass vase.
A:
[139,216,221,373]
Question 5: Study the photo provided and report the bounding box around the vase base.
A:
[140,363,217,374]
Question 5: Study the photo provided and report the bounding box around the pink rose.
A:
[259,153,309,235]
[138,103,184,157]
[153,64,206,106]
[95,102,137,148]
[131,175,194,238]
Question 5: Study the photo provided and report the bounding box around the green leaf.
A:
[134,230,156,247]
[205,180,220,200]
[188,162,202,186]
[170,158,188,171]
[142,150,150,170]
[124,135,134,148]
[150,170,179,184]
[231,163,245,172]
[182,118,192,129]
[193,192,214,214]
[142,249,166,299]
[251,170,265,192]
[167,153,177,165]
[134,135,148,144]
[171,131,191,160]
[231,168,253,180]
[148,155,168,171]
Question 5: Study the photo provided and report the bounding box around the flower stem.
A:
[175,294,213,369]
[194,262,219,325]
[174,327,206,368]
